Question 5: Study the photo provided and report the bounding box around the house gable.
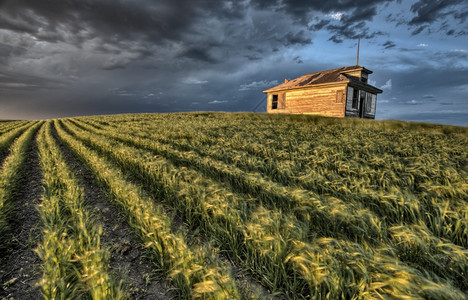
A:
[263,65,382,119]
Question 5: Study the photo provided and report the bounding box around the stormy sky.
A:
[0,0,467,125]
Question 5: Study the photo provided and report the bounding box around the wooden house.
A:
[263,65,382,119]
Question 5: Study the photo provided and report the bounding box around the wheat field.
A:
[0,113,467,299]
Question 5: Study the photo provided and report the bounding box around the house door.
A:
[359,91,366,118]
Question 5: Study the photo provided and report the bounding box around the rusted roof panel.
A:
[263,65,381,93]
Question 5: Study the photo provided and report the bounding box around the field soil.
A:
[51,126,171,299]
[1,127,173,299]
[1,113,467,299]
[0,134,42,299]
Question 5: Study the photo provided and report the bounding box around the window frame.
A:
[271,94,278,110]
[352,89,359,109]
[361,73,368,83]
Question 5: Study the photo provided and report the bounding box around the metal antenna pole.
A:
[356,37,360,66]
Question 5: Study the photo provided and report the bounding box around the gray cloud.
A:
[310,20,330,31]
[282,30,312,46]
[251,0,394,21]
[327,21,384,43]
[179,47,219,64]
[0,69,66,93]
[239,80,279,91]
[382,40,396,49]
[407,0,468,35]
[411,25,428,35]
[409,0,463,25]
[0,0,466,126]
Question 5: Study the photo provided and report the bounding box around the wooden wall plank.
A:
[267,84,347,117]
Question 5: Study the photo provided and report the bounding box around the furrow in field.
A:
[55,120,240,300]
[91,115,466,198]
[0,122,37,165]
[78,117,468,250]
[36,121,125,299]
[80,115,468,293]
[103,117,467,290]
[74,118,468,280]
[0,121,28,135]
[60,121,274,300]
[138,121,468,250]
[101,116,467,195]
[0,122,43,299]
[61,120,313,297]
[61,119,467,298]
[49,122,172,299]
[70,119,385,245]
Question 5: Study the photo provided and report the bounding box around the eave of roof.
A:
[348,80,383,94]
[263,65,381,94]
[263,80,348,93]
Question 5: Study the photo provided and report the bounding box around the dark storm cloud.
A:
[0,69,66,92]
[0,0,326,70]
[411,25,428,35]
[326,5,386,41]
[407,0,468,35]
[0,0,197,42]
[409,0,463,25]
[0,41,27,62]
[454,11,468,23]
[0,0,467,125]
[443,49,468,60]
[0,0,255,61]
[179,47,219,64]
[282,30,312,46]
[293,56,303,64]
[251,0,395,42]
[382,40,396,49]
[251,0,394,21]
[310,20,330,31]
[327,21,384,43]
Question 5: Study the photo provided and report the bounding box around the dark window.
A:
[272,94,278,109]
[359,91,366,117]
[361,74,368,83]
[352,89,359,109]
[360,90,366,105]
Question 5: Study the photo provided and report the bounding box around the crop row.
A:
[0,121,28,135]
[73,117,468,291]
[75,116,468,288]
[61,118,467,298]
[74,117,468,257]
[1,113,466,299]
[36,121,125,299]
[77,116,468,249]
[70,119,385,244]
[0,122,41,254]
[79,114,467,198]
[0,122,37,159]
[55,120,240,299]
[78,115,466,200]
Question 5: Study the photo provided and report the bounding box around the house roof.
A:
[263,65,383,94]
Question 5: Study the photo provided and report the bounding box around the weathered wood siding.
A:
[345,86,359,117]
[342,70,362,78]
[345,86,377,119]
[267,84,347,117]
